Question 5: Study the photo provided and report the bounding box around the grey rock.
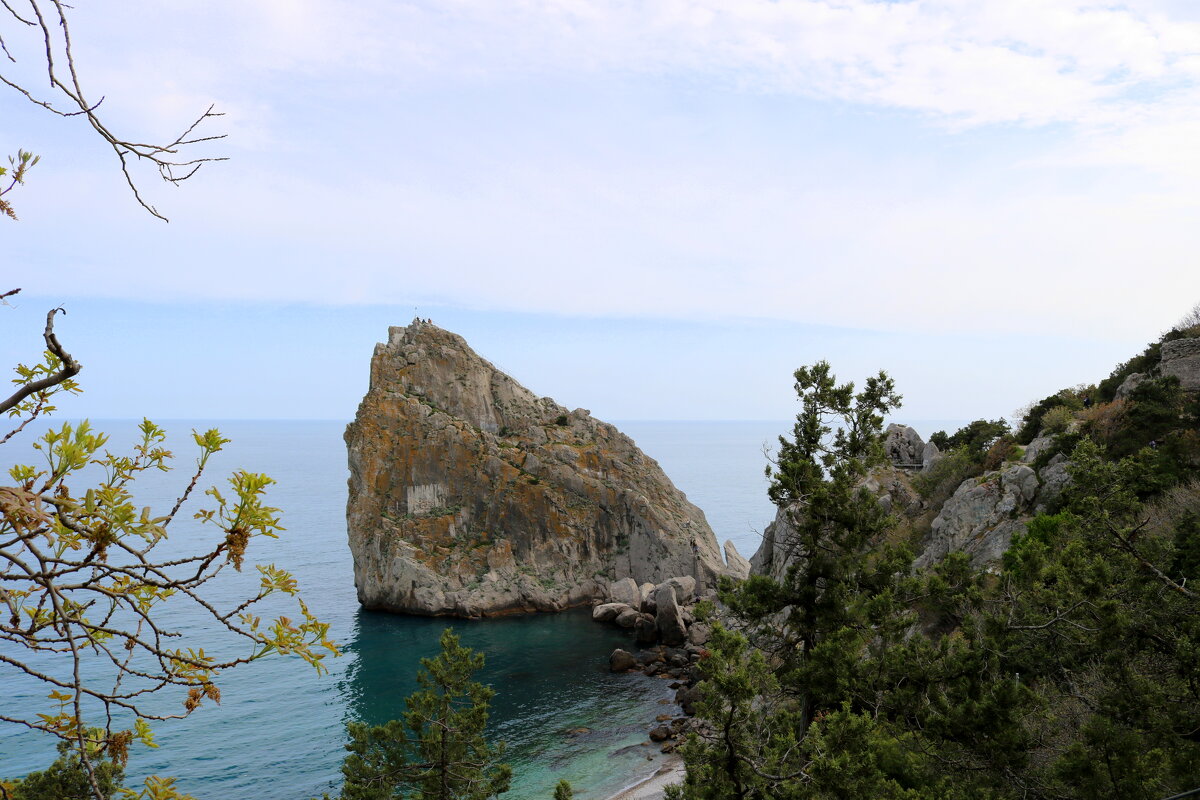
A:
[609,578,641,608]
[615,607,640,628]
[609,649,638,672]
[654,584,688,646]
[649,725,671,742]
[676,685,702,716]
[921,441,943,471]
[688,622,711,646]
[724,540,751,579]
[750,503,801,584]
[592,602,630,623]
[1160,338,1200,392]
[884,424,926,468]
[915,463,1040,569]
[1022,436,1054,464]
[635,613,659,644]
[666,576,697,603]
[639,582,657,613]
[1115,372,1148,399]
[1035,455,1072,512]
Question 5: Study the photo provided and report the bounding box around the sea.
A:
[0,418,951,799]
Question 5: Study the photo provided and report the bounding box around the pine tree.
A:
[336,629,511,800]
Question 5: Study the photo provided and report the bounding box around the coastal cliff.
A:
[345,320,728,617]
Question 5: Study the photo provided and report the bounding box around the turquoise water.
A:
[0,419,784,798]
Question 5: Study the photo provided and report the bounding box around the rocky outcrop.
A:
[724,540,751,579]
[1160,337,1200,393]
[345,320,728,616]
[884,424,926,467]
[915,464,1039,570]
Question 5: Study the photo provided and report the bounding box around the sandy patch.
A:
[604,754,686,800]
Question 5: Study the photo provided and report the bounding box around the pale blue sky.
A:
[4,1,1200,423]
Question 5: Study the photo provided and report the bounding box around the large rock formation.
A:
[345,320,728,616]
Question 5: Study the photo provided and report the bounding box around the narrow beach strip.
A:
[605,755,686,800]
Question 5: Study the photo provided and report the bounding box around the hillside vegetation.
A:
[671,317,1200,800]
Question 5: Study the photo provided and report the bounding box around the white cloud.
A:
[8,0,1200,344]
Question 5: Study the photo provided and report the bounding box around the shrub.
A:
[1015,393,1068,444]
[912,448,980,505]
[980,435,1018,471]
[1041,405,1075,436]
[554,414,569,426]
[935,419,1010,459]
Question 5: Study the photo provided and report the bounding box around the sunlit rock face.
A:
[345,320,727,617]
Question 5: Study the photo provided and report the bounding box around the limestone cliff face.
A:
[345,320,727,617]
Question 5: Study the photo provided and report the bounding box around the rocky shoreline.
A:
[590,576,713,766]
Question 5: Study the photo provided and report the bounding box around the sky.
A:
[3,0,1200,424]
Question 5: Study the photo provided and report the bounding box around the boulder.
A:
[615,607,640,628]
[639,582,657,613]
[654,583,688,646]
[1022,435,1054,464]
[687,622,712,646]
[675,685,702,716]
[592,602,630,623]
[635,613,659,644]
[921,441,942,471]
[666,576,697,603]
[609,649,638,672]
[723,540,751,579]
[1115,372,1148,399]
[1035,455,1072,512]
[345,320,727,616]
[649,725,672,742]
[608,577,641,608]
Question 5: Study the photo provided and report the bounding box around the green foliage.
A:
[1039,405,1074,435]
[3,309,337,800]
[1095,336,1171,403]
[910,447,979,502]
[1015,388,1087,444]
[3,731,124,800]
[678,356,1200,800]
[552,779,573,800]
[929,419,1009,460]
[554,414,569,426]
[334,629,511,800]
[766,361,901,506]
[669,625,783,800]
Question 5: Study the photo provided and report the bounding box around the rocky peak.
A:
[345,320,730,617]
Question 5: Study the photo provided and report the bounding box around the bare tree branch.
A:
[1,1,227,221]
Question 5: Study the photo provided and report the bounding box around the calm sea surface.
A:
[0,419,787,799]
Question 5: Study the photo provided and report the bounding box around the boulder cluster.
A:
[592,577,711,751]
[592,576,711,649]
